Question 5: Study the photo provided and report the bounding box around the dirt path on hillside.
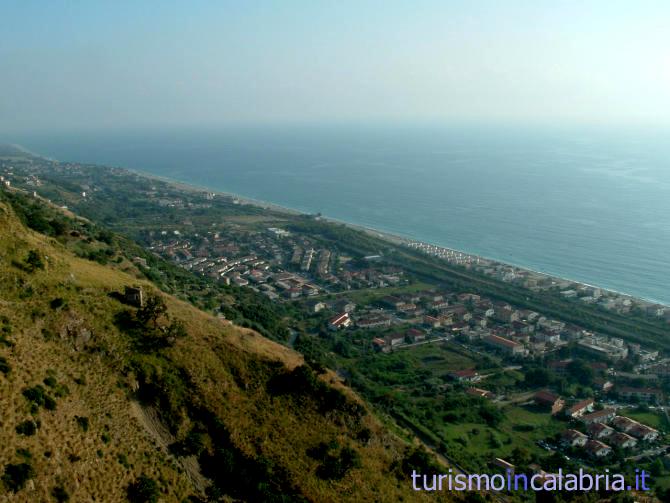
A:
[129,400,209,494]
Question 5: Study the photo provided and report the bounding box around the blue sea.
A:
[12,123,670,305]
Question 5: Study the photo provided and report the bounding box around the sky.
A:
[1,0,670,133]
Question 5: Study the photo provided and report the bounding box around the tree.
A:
[524,367,552,387]
[0,356,10,375]
[464,493,486,503]
[567,359,594,385]
[137,295,167,328]
[51,485,70,502]
[650,458,664,477]
[165,319,187,342]
[25,249,44,272]
[2,462,35,492]
[15,420,37,436]
[127,475,160,503]
[511,447,532,466]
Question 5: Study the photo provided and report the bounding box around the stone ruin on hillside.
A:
[123,286,144,308]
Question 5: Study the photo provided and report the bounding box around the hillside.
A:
[0,190,453,502]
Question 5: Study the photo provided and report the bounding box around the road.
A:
[395,336,450,349]
[626,445,669,462]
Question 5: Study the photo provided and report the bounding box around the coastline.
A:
[125,167,669,309]
[8,143,666,308]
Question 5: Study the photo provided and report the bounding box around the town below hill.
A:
[2,148,670,500]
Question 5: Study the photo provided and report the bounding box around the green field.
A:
[336,281,434,305]
[424,403,565,472]
[619,407,668,431]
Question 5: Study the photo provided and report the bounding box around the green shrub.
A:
[308,441,361,480]
[15,420,37,436]
[0,356,10,375]
[22,384,57,411]
[52,485,70,502]
[75,416,89,432]
[2,462,35,492]
[44,395,57,410]
[127,475,160,503]
[16,448,32,460]
[117,453,131,469]
[315,445,361,480]
[169,428,205,457]
[397,446,440,477]
[22,385,46,403]
[49,298,65,309]
[25,249,45,271]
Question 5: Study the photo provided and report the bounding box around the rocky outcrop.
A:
[59,315,93,350]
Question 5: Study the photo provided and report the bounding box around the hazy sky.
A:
[2,0,669,133]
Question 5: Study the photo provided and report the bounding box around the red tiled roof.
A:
[588,423,613,435]
[562,429,587,440]
[568,399,594,414]
[609,432,636,447]
[329,313,349,325]
[581,408,615,422]
[585,439,611,454]
[485,334,521,349]
[406,328,424,337]
[451,369,478,378]
[630,424,658,436]
[535,390,560,404]
[466,387,492,398]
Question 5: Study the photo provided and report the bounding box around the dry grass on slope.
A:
[0,203,196,501]
[0,201,455,502]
